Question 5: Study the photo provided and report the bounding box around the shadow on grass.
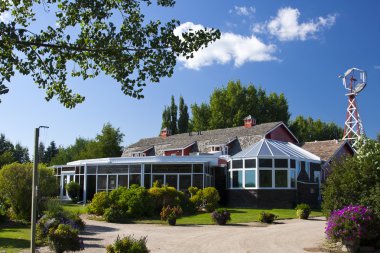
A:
[0,237,30,249]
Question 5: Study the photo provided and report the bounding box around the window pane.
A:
[275,159,288,168]
[259,159,272,168]
[129,174,141,187]
[144,174,151,189]
[193,164,203,173]
[179,175,191,192]
[152,175,164,186]
[275,170,288,188]
[130,165,141,173]
[290,170,296,188]
[244,159,256,168]
[166,175,178,189]
[87,166,96,174]
[108,175,117,190]
[232,171,243,188]
[232,160,243,169]
[192,174,203,188]
[290,159,296,169]
[259,170,272,187]
[245,170,256,187]
[118,175,128,187]
[97,175,107,190]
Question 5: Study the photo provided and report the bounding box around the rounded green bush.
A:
[87,191,110,216]
[65,182,80,203]
[295,203,311,219]
[259,211,278,224]
[48,224,82,253]
[106,235,149,253]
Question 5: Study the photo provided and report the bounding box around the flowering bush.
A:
[211,209,231,225]
[325,205,378,243]
[160,205,183,221]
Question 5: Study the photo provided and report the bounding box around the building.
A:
[54,116,352,208]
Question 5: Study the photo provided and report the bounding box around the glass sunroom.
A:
[228,139,321,190]
[54,155,218,203]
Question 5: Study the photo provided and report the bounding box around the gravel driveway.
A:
[77,216,327,253]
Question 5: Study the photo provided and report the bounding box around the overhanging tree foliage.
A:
[0,0,220,108]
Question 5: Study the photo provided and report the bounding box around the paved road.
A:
[76,217,327,253]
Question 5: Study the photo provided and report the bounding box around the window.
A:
[275,170,287,188]
[314,171,320,184]
[118,175,128,187]
[97,175,107,191]
[144,164,152,173]
[129,174,141,187]
[290,159,296,168]
[275,159,288,168]
[245,170,256,187]
[290,170,296,188]
[232,171,243,188]
[108,175,117,190]
[232,160,243,169]
[144,174,151,189]
[259,170,272,187]
[259,159,272,168]
[179,175,191,192]
[152,175,164,186]
[166,175,178,189]
[244,159,256,168]
[193,174,203,188]
[130,165,141,173]
[193,164,203,173]
[305,162,310,178]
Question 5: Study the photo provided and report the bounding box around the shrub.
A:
[106,235,149,253]
[160,205,183,221]
[103,208,128,223]
[189,187,220,212]
[87,191,110,216]
[258,211,277,224]
[325,205,379,244]
[148,185,182,213]
[322,139,380,216]
[48,224,82,253]
[65,182,80,203]
[0,163,58,220]
[295,203,311,219]
[0,198,8,223]
[211,209,231,225]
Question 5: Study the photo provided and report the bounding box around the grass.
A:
[135,208,324,225]
[0,222,30,253]
[62,202,87,215]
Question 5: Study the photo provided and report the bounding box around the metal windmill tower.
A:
[339,68,367,148]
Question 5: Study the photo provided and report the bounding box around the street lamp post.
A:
[31,126,49,253]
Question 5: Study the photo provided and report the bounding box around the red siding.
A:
[265,125,298,143]
[164,150,182,156]
[183,145,193,156]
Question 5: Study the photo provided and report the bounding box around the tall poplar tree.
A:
[170,95,178,134]
[178,96,189,133]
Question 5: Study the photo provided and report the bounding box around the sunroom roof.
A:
[232,139,320,162]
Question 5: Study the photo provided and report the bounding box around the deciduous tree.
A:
[0,0,220,107]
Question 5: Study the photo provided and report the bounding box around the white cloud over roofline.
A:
[174,22,277,70]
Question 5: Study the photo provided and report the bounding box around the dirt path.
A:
[76,217,327,253]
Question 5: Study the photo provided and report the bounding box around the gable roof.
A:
[122,122,284,157]
[300,140,354,162]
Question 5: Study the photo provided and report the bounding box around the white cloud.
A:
[374,65,380,70]
[231,6,256,16]
[257,7,336,41]
[174,22,277,70]
[0,11,11,23]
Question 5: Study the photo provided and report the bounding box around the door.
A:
[61,173,75,199]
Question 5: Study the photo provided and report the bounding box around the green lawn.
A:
[135,208,324,225]
[62,202,87,214]
[0,223,30,253]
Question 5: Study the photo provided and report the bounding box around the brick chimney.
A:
[244,115,256,128]
[161,127,171,138]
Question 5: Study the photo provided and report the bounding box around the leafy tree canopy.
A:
[289,116,343,143]
[0,133,30,168]
[51,122,124,165]
[0,0,220,108]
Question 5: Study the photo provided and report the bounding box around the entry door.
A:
[62,173,75,198]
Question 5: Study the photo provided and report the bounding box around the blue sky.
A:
[0,1,379,154]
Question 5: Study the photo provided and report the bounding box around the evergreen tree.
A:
[170,95,178,134]
[45,141,59,165]
[13,143,30,164]
[161,106,171,130]
[38,142,46,164]
[178,96,189,133]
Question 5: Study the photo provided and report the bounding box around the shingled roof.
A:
[122,122,284,157]
[300,140,351,162]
